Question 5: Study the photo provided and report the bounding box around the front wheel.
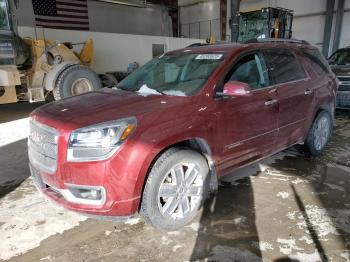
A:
[53,65,101,100]
[304,110,333,156]
[140,148,210,231]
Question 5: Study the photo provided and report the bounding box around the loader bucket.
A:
[79,38,94,66]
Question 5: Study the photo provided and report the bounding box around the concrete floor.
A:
[0,102,349,262]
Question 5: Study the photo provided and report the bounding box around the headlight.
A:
[67,117,136,162]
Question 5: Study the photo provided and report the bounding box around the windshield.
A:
[329,49,350,65]
[117,53,224,96]
[0,0,9,30]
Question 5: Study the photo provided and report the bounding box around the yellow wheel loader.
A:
[0,0,101,104]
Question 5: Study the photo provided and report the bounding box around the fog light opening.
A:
[70,188,102,200]
[65,184,106,205]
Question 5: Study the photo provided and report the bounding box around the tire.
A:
[140,148,210,231]
[53,64,101,100]
[99,73,118,87]
[304,110,333,156]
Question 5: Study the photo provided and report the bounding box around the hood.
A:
[32,88,193,130]
[330,65,350,77]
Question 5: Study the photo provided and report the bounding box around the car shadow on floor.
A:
[0,139,30,199]
[190,176,262,261]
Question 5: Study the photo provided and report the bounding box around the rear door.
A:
[264,48,312,150]
[216,51,278,174]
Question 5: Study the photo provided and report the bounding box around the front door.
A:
[216,51,278,175]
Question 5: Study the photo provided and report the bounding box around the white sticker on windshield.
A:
[195,54,223,60]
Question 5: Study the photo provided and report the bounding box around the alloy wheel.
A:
[157,163,204,220]
[314,115,330,151]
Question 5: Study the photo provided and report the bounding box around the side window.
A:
[225,53,269,90]
[265,49,307,84]
[301,48,331,75]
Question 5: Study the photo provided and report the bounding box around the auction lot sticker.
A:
[196,54,223,60]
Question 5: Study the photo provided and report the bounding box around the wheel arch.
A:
[137,137,218,211]
[306,99,335,136]
[318,100,335,120]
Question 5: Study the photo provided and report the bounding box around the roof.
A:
[166,42,245,56]
[165,38,313,57]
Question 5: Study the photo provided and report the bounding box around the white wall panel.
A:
[18,27,204,74]
[339,12,350,48]
[292,15,326,47]
[16,0,172,37]
[179,0,221,39]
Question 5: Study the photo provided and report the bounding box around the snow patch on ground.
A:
[161,235,172,245]
[277,238,303,255]
[186,222,200,231]
[295,205,350,238]
[0,118,29,147]
[276,191,290,199]
[286,211,297,220]
[167,231,180,236]
[233,216,247,225]
[208,245,262,262]
[124,217,140,225]
[340,250,350,262]
[0,178,87,260]
[172,244,182,252]
[299,236,313,245]
[251,241,274,251]
[291,178,309,185]
[289,250,323,262]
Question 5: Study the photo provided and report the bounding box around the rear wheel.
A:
[53,65,101,100]
[140,148,210,231]
[304,110,332,156]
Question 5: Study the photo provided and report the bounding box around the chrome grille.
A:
[28,120,58,174]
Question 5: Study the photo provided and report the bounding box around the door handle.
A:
[304,89,312,95]
[264,99,278,106]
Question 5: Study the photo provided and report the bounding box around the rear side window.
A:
[265,49,307,85]
[301,48,331,75]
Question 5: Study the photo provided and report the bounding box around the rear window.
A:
[301,48,331,75]
[265,49,307,85]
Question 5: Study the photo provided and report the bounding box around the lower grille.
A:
[28,120,58,174]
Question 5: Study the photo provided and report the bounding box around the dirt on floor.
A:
[0,103,349,262]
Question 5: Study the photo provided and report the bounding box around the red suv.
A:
[29,39,338,230]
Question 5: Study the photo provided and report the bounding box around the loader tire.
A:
[53,65,101,100]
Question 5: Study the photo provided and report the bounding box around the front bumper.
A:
[29,156,142,217]
[30,133,147,217]
[28,115,154,218]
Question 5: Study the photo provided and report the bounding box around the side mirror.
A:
[217,81,251,98]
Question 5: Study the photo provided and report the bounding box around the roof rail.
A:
[244,38,310,45]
